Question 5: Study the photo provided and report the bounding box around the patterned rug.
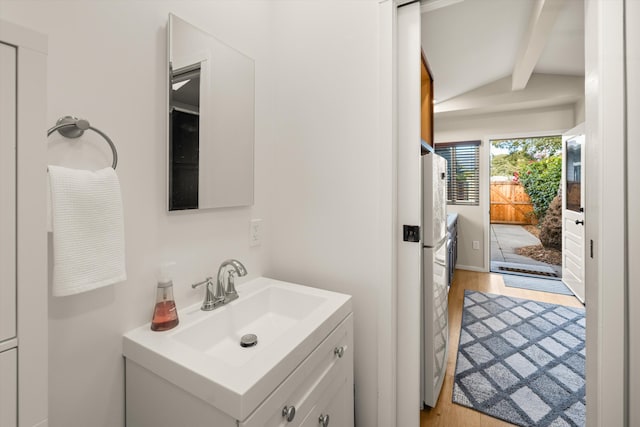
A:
[453,290,586,426]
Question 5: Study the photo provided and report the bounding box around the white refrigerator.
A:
[421,152,449,408]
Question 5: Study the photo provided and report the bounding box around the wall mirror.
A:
[168,14,255,211]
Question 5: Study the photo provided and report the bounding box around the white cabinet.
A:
[0,348,17,427]
[126,314,354,427]
[299,370,352,427]
[239,314,353,427]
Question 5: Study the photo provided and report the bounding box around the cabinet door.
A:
[0,42,17,344]
[300,376,353,427]
[255,367,350,427]
[0,348,17,427]
[240,315,353,427]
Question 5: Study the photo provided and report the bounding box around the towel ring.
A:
[47,116,118,169]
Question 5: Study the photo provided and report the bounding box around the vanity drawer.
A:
[240,313,353,427]
[299,371,352,427]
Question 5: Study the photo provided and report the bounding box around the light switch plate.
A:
[472,240,480,250]
[250,219,262,247]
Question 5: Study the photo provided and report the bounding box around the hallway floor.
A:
[420,269,583,427]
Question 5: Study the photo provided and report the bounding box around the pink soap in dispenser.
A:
[151,263,179,331]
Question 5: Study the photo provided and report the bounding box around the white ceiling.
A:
[535,0,585,75]
[421,0,585,104]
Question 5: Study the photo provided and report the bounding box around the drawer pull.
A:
[282,405,296,422]
[334,346,345,358]
[319,413,330,426]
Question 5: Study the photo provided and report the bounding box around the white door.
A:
[396,2,422,426]
[562,124,585,302]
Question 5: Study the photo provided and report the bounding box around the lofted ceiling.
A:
[535,0,585,75]
[421,0,585,113]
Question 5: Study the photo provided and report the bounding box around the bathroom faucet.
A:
[192,260,247,311]
[217,259,247,303]
[191,276,225,311]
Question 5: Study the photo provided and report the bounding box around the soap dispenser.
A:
[151,263,179,331]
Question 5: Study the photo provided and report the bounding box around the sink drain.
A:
[240,334,258,348]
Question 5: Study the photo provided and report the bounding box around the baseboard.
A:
[455,264,487,273]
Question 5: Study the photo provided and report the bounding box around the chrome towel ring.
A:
[47,116,118,169]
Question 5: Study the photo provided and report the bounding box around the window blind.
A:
[435,141,480,206]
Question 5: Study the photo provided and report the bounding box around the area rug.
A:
[453,290,586,427]
[502,274,574,296]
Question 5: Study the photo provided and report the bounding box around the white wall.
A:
[434,104,576,270]
[265,2,381,427]
[0,2,274,426]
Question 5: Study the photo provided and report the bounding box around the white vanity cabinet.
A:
[298,367,352,427]
[125,312,354,427]
[238,314,353,427]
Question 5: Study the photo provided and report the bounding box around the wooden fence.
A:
[490,182,537,225]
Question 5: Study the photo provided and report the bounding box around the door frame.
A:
[484,129,567,273]
[627,0,640,423]
[585,0,628,424]
[378,0,631,425]
[0,19,48,427]
[377,1,405,426]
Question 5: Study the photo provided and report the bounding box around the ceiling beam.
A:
[436,74,584,117]
[512,0,567,90]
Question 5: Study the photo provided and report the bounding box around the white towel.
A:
[48,165,126,296]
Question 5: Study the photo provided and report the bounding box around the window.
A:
[435,140,480,206]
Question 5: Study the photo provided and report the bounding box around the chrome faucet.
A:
[192,260,247,311]
[217,259,247,303]
[191,276,225,311]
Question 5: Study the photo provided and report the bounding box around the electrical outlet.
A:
[250,219,262,247]
[472,240,480,250]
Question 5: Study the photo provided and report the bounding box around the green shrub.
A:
[518,156,562,220]
[491,151,533,178]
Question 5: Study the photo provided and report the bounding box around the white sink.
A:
[123,277,351,421]
[172,285,328,367]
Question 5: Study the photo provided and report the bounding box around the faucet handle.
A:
[192,277,224,311]
[191,277,213,289]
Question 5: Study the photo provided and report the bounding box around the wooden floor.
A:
[420,269,584,427]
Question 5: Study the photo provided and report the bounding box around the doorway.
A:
[489,134,573,295]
